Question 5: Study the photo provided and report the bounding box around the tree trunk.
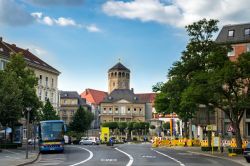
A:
[233,121,242,149]
[184,120,188,138]
[207,110,211,147]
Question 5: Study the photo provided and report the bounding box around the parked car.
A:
[243,143,250,163]
[79,137,100,145]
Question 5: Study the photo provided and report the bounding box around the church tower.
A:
[108,62,130,93]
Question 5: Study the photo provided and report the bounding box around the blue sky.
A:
[0,0,250,93]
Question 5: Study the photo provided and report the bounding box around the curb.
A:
[17,152,40,166]
[187,151,246,166]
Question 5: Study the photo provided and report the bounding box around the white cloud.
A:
[55,17,76,26]
[86,24,101,32]
[43,16,54,26]
[31,12,101,32]
[102,0,250,28]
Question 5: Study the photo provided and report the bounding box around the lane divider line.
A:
[152,149,185,166]
[69,147,93,166]
[115,147,134,166]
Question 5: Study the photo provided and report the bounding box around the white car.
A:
[79,137,100,145]
[28,138,39,145]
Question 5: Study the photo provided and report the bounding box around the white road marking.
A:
[69,147,93,166]
[115,148,133,166]
[152,149,185,166]
[142,155,156,158]
[100,158,118,162]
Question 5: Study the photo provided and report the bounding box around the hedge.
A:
[228,148,243,154]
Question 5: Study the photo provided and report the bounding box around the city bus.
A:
[38,120,66,152]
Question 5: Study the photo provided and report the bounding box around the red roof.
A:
[136,93,156,103]
[81,89,108,105]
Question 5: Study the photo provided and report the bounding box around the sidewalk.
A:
[166,146,249,166]
[0,145,39,166]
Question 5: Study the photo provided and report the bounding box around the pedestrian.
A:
[220,141,224,153]
[109,137,113,146]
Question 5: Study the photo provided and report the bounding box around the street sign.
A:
[227,125,235,132]
[207,125,213,131]
[212,137,220,147]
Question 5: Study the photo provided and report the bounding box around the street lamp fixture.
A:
[26,107,31,159]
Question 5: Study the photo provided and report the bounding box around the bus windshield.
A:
[40,122,64,141]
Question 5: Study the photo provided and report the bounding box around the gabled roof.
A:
[60,91,90,108]
[102,89,144,103]
[60,91,79,99]
[216,23,250,44]
[81,89,108,105]
[0,38,60,75]
[108,62,130,72]
[136,93,156,103]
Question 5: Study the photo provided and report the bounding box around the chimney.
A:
[0,37,2,42]
[131,88,134,93]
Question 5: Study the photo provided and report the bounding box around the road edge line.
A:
[69,147,93,166]
[17,152,40,166]
[152,149,185,166]
[115,147,133,166]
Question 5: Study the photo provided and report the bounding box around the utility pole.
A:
[26,107,31,159]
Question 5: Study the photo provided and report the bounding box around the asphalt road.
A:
[29,143,243,166]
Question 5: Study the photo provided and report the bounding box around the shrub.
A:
[201,147,218,151]
[0,143,18,149]
[132,137,138,141]
[228,148,243,154]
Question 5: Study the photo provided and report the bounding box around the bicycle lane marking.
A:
[115,147,134,166]
[152,149,185,166]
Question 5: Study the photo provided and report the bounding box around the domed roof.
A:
[108,62,130,72]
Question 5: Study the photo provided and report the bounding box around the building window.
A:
[45,91,48,100]
[71,110,74,116]
[115,108,118,113]
[247,123,250,136]
[39,89,42,100]
[121,106,125,115]
[51,78,54,88]
[51,92,54,103]
[39,75,42,85]
[103,108,106,113]
[113,82,115,87]
[245,28,250,36]
[45,77,48,87]
[127,108,131,113]
[134,108,137,112]
[0,60,7,70]
[228,30,235,37]
[246,111,250,119]
[227,47,235,57]
[109,108,112,114]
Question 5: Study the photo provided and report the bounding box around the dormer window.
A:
[245,28,250,36]
[228,30,235,37]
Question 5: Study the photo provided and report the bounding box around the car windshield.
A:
[40,122,64,141]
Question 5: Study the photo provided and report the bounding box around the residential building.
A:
[60,91,90,125]
[215,23,250,139]
[80,89,108,128]
[0,37,60,111]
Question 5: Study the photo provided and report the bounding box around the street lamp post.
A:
[26,107,31,159]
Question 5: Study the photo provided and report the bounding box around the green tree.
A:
[118,122,127,135]
[0,53,41,142]
[69,106,94,133]
[0,70,22,127]
[149,125,156,130]
[40,99,59,121]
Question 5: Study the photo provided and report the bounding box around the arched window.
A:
[122,72,125,77]
[118,72,121,77]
